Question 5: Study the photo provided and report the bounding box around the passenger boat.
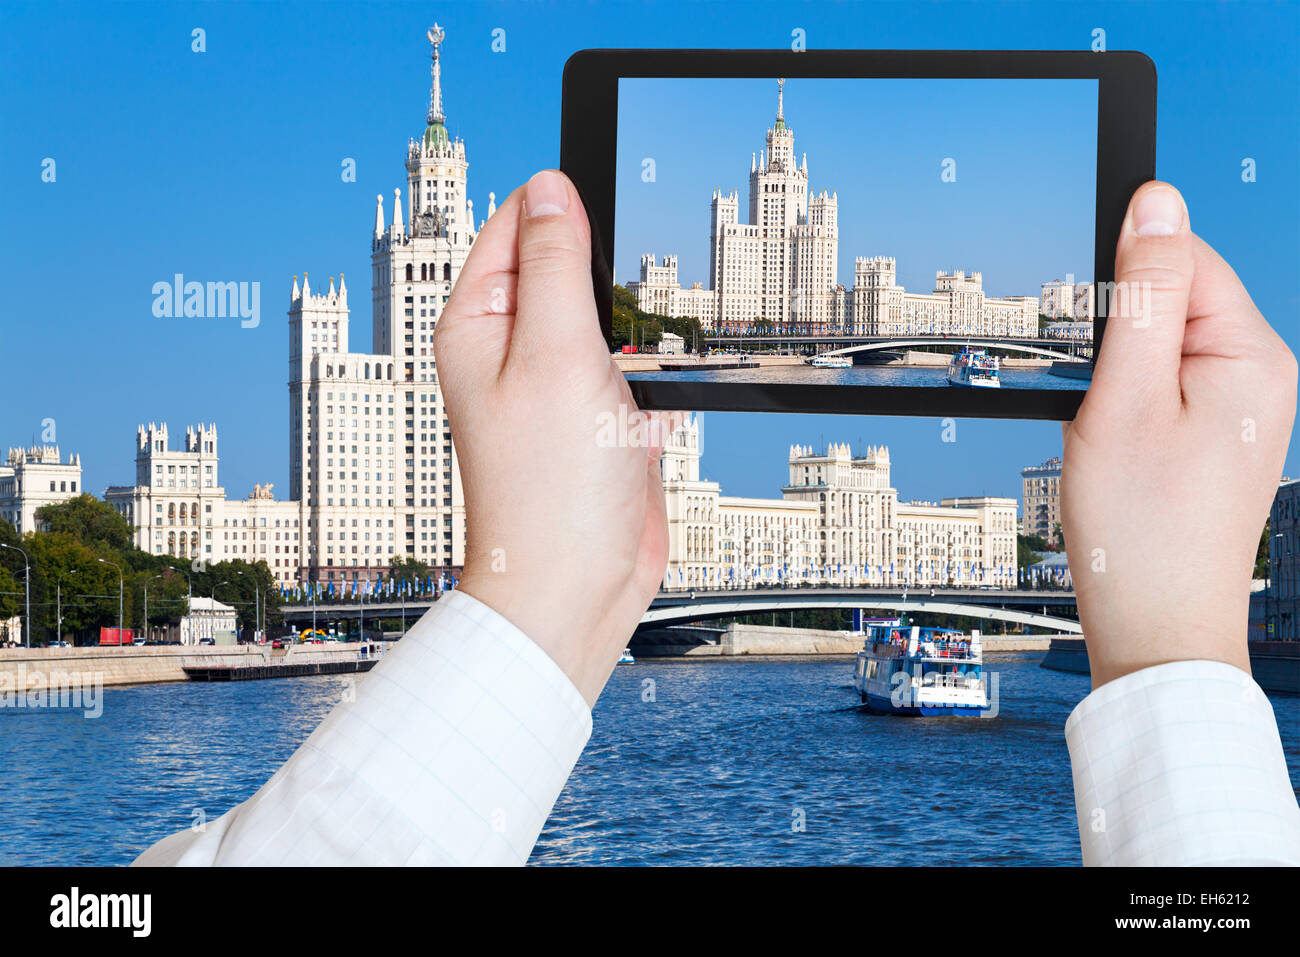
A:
[852,621,989,716]
[810,354,853,368]
[946,348,1000,388]
[618,648,635,665]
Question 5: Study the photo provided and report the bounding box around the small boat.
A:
[618,649,635,665]
[946,348,1000,388]
[853,622,990,716]
[810,354,852,368]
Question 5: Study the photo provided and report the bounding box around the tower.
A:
[288,272,349,502]
[372,22,479,381]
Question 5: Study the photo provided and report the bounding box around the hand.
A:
[433,170,679,706]
[1062,181,1297,688]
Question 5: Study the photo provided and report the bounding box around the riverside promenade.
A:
[0,642,372,689]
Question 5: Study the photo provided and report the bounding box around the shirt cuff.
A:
[1065,659,1300,866]
[134,589,592,866]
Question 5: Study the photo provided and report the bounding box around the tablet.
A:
[560,49,1156,420]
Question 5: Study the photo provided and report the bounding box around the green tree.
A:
[194,559,282,638]
[386,556,432,592]
[34,494,134,554]
[0,564,20,623]
[1255,519,1271,580]
[611,284,703,352]
[26,532,119,644]
[1017,533,1050,573]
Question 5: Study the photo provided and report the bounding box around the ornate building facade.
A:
[628,80,1038,339]
[107,26,482,588]
[661,417,1018,588]
[0,446,83,535]
[106,423,304,584]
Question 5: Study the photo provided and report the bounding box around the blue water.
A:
[628,363,1087,390]
[0,657,1294,866]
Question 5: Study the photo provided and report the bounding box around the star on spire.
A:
[427,23,446,125]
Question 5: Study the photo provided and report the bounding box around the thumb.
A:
[1089,181,1194,419]
[506,169,608,374]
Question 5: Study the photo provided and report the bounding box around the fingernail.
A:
[1131,186,1184,237]
[525,170,569,218]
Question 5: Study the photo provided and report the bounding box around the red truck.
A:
[98,627,135,646]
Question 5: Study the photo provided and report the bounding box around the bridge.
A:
[644,586,1079,633]
[701,333,1086,362]
[281,585,1080,635]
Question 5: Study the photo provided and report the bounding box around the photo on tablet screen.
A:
[613,76,1098,397]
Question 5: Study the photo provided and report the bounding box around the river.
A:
[1,655,1294,865]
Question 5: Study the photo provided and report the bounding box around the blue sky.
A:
[617,77,1096,294]
[1,0,1297,508]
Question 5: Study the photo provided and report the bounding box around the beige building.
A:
[0,446,83,534]
[106,423,303,585]
[661,417,1017,587]
[845,258,1037,338]
[1021,456,1063,544]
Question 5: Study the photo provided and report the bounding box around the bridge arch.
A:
[640,597,1081,634]
[821,340,1079,361]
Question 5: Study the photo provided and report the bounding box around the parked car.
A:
[48,640,71,648]
[271,639,284,649]
[198,637,215,646]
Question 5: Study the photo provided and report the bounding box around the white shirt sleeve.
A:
[1066,658,1300,866]
[132,590,591,866]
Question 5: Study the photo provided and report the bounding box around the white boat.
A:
[810,354,852,368]
[617,649,635,665]
[946,348,1000,388]
[852,622,990,716]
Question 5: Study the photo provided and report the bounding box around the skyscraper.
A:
[288,24,486,585]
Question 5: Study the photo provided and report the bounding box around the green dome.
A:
[423,122,449,150]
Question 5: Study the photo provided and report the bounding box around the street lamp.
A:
[56,568,79,646]
[97,557,124,642]
[0,541,31,648]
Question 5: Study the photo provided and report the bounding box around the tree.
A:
[34,495,135,554]
[0,564,19,623]
[1017,534,1050,577]
[193,559,282,637]
[1255,520,1271,580]
[387,556,432,592]
[611,284,703,352]
[26,532,119,644]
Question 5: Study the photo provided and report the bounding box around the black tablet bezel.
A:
[560,49,1156,420]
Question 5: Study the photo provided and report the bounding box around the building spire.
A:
[374,193,384,238]
[426,23,445,125]
[777,77,785,122]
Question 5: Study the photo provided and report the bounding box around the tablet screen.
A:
[613,77,1098,395]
